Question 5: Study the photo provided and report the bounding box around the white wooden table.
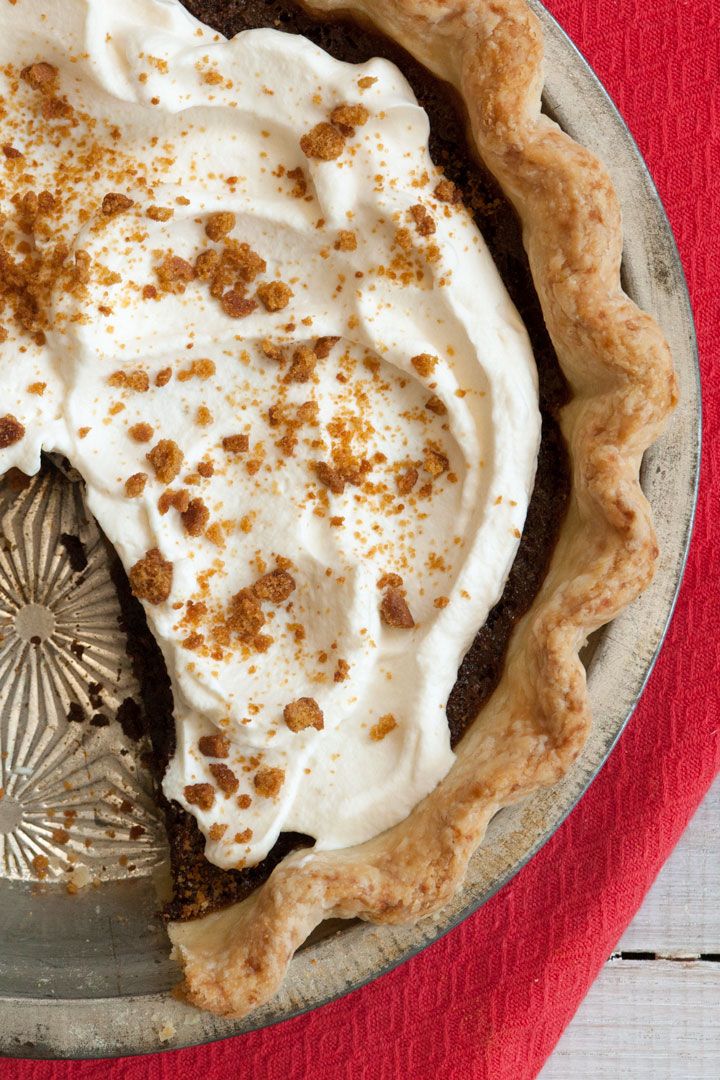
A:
[540,776,720,1078]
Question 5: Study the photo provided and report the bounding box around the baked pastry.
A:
[0,0,676,1019]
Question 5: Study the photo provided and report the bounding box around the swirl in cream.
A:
[0,0,539,867]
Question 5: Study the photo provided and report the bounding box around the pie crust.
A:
[168,0,678,1017]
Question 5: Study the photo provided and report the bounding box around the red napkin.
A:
[2,1,717,1076]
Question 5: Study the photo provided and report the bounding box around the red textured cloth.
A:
[2,2,718,1077]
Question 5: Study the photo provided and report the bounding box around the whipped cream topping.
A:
[0,0,540,868]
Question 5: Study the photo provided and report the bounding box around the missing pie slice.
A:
[0,0,676,1018]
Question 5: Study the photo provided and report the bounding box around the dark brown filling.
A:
[114,0,571,921]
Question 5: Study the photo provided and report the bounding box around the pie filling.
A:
[0,0,569,918]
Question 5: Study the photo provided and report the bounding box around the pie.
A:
[0,0,676,1019]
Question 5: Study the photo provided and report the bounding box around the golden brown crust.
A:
[168,0,677,1017]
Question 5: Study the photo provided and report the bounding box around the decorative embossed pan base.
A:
[0,466,167,886]
[0,0,699,1060]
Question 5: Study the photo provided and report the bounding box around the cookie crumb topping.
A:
[300,121,345,160]
[0,415,25,448]
[184,783,215,811]
[409,203,436,236]
[253,569,296,603]
[257,280,293,311]
[221,289,257,318]
[313,335,340,358]
[411,353,438,377]
[333,658,349,682]
[101,192,134,217]
[285,344,317,383]
[129,423,154,443]
[283,697,324,733]
[330,102,369,135]
[156,254,195,294]
[253,765,285,798]
[158,488,190,515]
[380,588,415,629]
[209,762,239,796]
[125,472,147,498]
[205,211,236,241]
[370,714,397,741]
[21,61,58,92]
[423,448,449,477]
[181,497,209,536]
[314,460,346,494]
[147,439,184,483]
[396,467,418,495]
[147,205,174,222]
[227,589,266,642]
[425,394,447,416]
[198,733,229,759]
[334,230,357,252]
[433,178,461,204]
[129,548,173,605]
[222,433,249,453]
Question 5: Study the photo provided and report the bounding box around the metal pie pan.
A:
[0,1,700,1060]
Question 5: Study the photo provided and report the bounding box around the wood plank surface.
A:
[619,779,720,956]
[540,776,720,1078]
[540,959,720,1079]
